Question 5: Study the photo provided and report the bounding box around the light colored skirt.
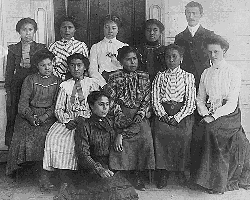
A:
[43,122,77,171]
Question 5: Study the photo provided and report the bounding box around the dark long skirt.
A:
[190,108,250,193]
[6,108,56,175]
[153,114,194,171]
[54,157,138,200]
[109,107,155,170]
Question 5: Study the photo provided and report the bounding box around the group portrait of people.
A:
[3,1,250,199]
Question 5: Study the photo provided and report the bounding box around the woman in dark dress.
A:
[5,18,47,146]
[103,46,155,191]
[6,51,61,190]
[152,44,196,189]
[53,91,138,200]
[190,34,250,194]
[136,19,165,82]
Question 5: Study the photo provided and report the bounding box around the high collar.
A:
[103,37,117,43]
[61,37,75,43]
[90,113,106,122]
[38,72,51,79]
[146,40,160,47]
[188,24,200,36]
[122,69,137,76]
[211,59,227,69]
[21,40,34,45]
[166,65,181,74]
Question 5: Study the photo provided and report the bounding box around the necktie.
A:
[70,79,84,104]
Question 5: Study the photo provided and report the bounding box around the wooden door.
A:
[53,0,146,47]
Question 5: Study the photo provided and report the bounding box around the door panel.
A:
[54,0,145,47]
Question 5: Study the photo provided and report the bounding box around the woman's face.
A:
[68,58,86,79]
[60,21,76,40]
[165,49,182,70]
[145,24,161,42]
[207,44,225,65]
[121,52,138,72]
[37,58,53,77]
[91,96,110,118]
[19,23,35,42]
[103,21,118,39]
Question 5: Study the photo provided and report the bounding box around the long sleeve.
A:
[212,68,241,119]
[4,46,16,91]
[44,79,62,119]
[18,75,34,118]
[136,76,151,119]
[174,73,196,122]
[74,122,102,172]
[196,72,210,116]
[113,105,140,138]
[80,42,89,57]
[89,44,106,87]
[54,87,72,123]
[152,72,167,118]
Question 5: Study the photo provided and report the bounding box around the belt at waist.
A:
[161,101,184,116]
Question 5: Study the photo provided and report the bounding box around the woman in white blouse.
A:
[88,15,128,87]
[190,34,250,194]
[152,44,196,189]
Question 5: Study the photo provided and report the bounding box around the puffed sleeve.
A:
[54,86,73,123]
[4,45,16,92]
[74,121,103,173]
[196,70,210,117]
[174,73,196,122]
[152,72,168,118]
[43,78,62,119]
[136,73,151,119]
[80,42,89,57]
[212,67,241,119]
[88,44,107,87]
[18,75,34,118]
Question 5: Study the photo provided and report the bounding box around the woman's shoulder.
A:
[60,78,74,88]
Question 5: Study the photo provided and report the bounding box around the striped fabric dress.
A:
[152,66,196,171]
[43,77,100,171]
[49,37,89,80]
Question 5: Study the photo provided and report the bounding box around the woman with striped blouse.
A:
[152,44,196,189]
[43,53,100,188]
[49,16,89,80]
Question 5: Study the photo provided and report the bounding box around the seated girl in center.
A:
[43,53,101,189]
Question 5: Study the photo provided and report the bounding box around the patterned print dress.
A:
[6,73,61,175]
[104,70,155,170]
[43,77,100,171]
[49,37,89,80]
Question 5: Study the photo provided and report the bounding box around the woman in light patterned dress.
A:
[43,53,101,188]
[152,44,196,189]
[49,16,89,80]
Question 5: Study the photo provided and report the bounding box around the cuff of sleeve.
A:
[173,115,181,123]
[136,111,145,119]
[211,114,218,120]
[94,163,103,174]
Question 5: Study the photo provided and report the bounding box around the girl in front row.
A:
[43,53,101,190]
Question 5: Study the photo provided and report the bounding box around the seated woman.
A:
[88,14,128,87]
[43,53,101,189]
[49,16,89,80]
[6,51,61,184]
[152,44,196,189]
[190,34,250,194]
[5,17,47,146]
[103,46,155,191]
[53,91,139,200]
[136,19,165,82]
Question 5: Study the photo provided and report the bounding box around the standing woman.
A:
[88,15,128,87]
[152,44,196,189]
[104,46,155,191]
[54,91,139,200]
[136,19,165,82]
[43,53,101,188]
[5,18,47,146]
[190,34,250,194]
[49,16,89,80]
